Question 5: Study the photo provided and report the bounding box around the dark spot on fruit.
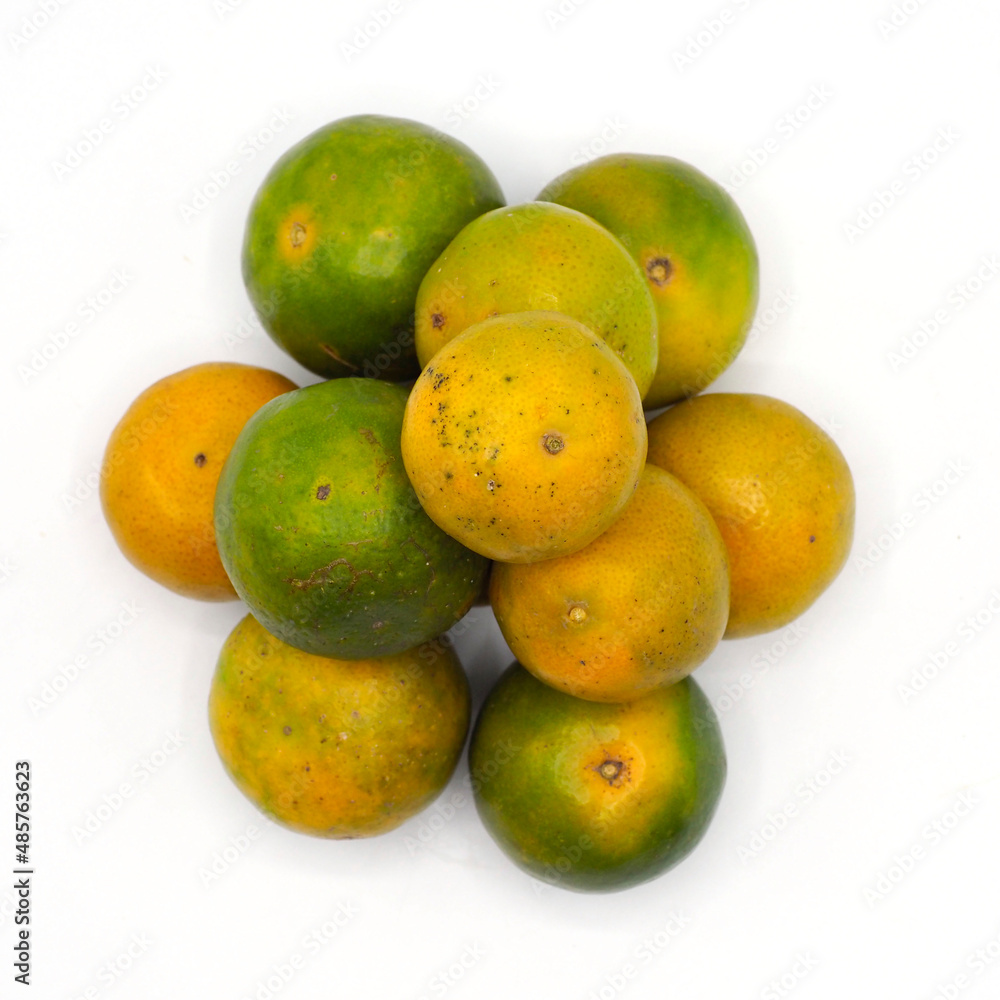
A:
[431,313,445,328]
[542,433,565,455]
[810,535,816,543]
[194,453,206,467]
[597,759,624,783]
[316,484,331,500]
[283,726,292,735]
[646,256,673,286]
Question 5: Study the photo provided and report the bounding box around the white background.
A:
[2,0,1000,997]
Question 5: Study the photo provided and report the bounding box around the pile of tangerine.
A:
[101,114,854,893]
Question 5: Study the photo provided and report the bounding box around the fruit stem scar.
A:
[646,256,673,286]
[542,433,565,455]
[568,605,587,624]
[289,222,307,247]
[597,760,623,783]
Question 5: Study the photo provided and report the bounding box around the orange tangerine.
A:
[647,393,855,637]
[415,202,657,397]
[209,615,470,838]
[490,464,729,701]
[539,155,759,407]
[401,311,647,563]
[100,362,296,600]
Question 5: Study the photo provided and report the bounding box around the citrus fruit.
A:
[214,377,488,657]
[401,311,647,563]
[100,362,296,601]
[539,154,759,407]
[646,393,855,638]
[414,202,658,397]
[490,464,729,702]
[470,663,726,892]
[209,615,470,838]
[242,114,504,381]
